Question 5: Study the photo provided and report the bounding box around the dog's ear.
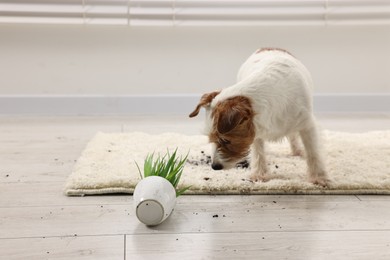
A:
[189,91,220,118]
[215,97,253,134]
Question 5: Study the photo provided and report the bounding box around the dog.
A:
[189,48,329,186]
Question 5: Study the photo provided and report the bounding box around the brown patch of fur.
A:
[256,47,293,56]
[209,96,256,163]
[189,91,220,118]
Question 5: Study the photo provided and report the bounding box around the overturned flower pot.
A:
[133,149,189,226]
[133,176,176,226]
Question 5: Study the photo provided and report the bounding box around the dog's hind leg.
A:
[288,133,304,157]
[299,125,329,187]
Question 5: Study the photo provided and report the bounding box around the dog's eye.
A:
[219,138,231,145]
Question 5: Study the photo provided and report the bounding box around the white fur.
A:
[213,50,312,140]
[208,49,329,186]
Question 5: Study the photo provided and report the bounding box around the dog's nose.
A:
[211,163,223,171]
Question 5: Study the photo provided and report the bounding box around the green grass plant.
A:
[135,149,190,197]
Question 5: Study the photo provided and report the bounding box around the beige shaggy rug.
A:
[64,131,390,196]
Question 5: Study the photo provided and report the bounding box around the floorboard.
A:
[126,231,390,260]
[1,197,389,239]
[0,235,124,260]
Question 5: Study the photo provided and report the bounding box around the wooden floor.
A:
[1,114,390,259]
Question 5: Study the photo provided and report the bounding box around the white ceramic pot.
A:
[133,176,177,226]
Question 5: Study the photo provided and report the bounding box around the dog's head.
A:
[189,92,255,170]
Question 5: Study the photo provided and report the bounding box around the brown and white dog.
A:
[189,48,329,186]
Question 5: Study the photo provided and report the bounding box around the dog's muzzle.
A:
[211,162,223,170]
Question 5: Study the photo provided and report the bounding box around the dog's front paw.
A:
[310,176,330,187]
[291,148,304,157]
[249,173,270,182]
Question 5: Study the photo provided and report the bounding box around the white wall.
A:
[0,24,389,96]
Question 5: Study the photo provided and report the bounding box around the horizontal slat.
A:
[0,0,127,5]
[0,0,389,26]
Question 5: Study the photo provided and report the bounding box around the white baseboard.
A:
[0,94,388,115]
[313,93,390,113]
